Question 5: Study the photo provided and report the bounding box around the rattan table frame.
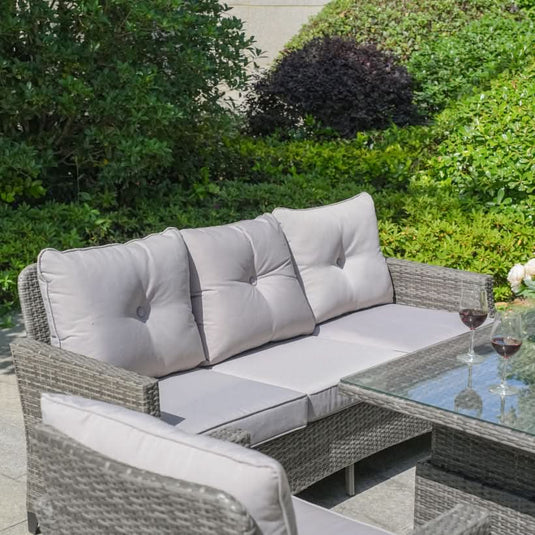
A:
[340,326,535,535]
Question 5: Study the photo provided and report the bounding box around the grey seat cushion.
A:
[158,369,308,446]
[314,303,485,353]
[273,193,393,324]
[181,214,315,365]
[212,337,402,421]
[37,228,205,377]
[292,497,393,535]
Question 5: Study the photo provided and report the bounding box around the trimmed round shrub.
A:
[246,37,419,137]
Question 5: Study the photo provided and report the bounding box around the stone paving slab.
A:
[0,473,26,532]
[0,522,29,535]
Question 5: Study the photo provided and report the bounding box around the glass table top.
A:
[341,323,535,437]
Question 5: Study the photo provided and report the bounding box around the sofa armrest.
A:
[207,427,252,447]
[386,258,495,314]
[412,504,490,535]
[11,337,160,418]
[10,337,159,513]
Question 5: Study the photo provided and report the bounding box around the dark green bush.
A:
[0,0,255,204]
[246,38,418,137]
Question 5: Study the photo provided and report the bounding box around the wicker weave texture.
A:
[17,265,50,344]
[415,461,535,535]
[386,258,495,314]
[412,504,490,535]
[11,337,160,515]
[257,403,430,493]
[432,426,535,499]
[35,424,259,535]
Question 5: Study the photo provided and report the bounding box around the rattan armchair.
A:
[12,258,494,533]
[35,423,490,535]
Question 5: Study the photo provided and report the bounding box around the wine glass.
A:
[489,312,523,396]
[457,285,489,364]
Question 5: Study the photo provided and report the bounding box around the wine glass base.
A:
[456,352,485,365]
[488,383,519,396]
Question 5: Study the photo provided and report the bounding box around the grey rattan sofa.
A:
[11,193,495,533]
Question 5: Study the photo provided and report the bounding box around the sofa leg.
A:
[345,464,356,496]
[27,511,39,534]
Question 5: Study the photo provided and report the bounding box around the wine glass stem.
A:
[501,357,509,388]
[468,329,476,356]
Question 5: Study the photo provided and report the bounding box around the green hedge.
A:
[3,172,534,318]
[3,0,535,323]
[426,59,535,213]
[286,0,512,60]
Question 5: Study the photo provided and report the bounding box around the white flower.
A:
[524,258,535,279]
[508,263,526,292]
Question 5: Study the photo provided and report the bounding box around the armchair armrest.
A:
[10,337,159,514]
[34,424,258,535]
[207,427,252,447]
[412,504,490,535]
[386,258,495,314]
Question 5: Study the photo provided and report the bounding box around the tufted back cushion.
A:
[181,214,315,364]
[273,193,393,324]
[37,228,205,377]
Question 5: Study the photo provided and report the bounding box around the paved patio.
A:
[0,316,429,534]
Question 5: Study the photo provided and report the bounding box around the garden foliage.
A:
[246,38,418,137]
[0,0,256,204]
[2,0,535,320]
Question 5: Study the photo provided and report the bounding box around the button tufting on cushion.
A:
[37,228,205,377]
[273,193,393,323]
[136,304,150,321]
[181,214,316,364]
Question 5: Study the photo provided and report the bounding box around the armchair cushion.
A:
[273,193,393,323]
[37,228,205,377]
[181,214,315,364]
[41,393,298,535]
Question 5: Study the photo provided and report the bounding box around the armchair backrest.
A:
[18,264,50,344]
[35,423,259,535]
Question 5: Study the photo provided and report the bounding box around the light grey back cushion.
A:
[181,214,315,364]
[37,229,205,377]
[273,193,393,323]
[41,393,298,535]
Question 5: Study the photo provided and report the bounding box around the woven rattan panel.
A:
[432,426,535,498]
[415,461,535,535]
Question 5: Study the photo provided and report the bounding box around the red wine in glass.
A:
[457,286,489,365]
[459,309,488,330]
[489,312,523,396]
[491,336,522,359]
